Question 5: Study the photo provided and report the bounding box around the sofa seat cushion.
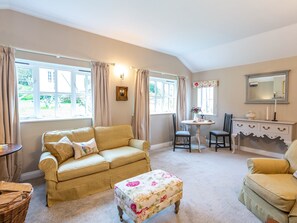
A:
[58,154,109,181]
[245,174,297,212]
[99,146,146,169]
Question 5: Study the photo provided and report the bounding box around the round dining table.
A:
[181,119,215,152]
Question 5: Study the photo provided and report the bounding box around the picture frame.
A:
[116,86,128,101]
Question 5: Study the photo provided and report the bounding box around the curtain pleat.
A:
[176,76,187,130]
[0,46,22,182]
[133,69,150,141]
[92,62,112,127]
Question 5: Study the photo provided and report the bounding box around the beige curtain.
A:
[92,62,112,126]
[0,46,22,182]
[176,76,187,130]
[133,69,150,141]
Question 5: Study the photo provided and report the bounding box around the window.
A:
[194,80,218,116]
[149,77,177,114]
[16,59,92,120]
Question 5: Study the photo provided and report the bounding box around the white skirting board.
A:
[20,170,44,182]
[150,141,172,150]
[234,145,284,158]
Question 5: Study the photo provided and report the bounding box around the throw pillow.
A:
[72,138,99,159]
[44,136,74,164]
[294,170,297,179]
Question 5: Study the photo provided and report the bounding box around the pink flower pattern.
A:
[151,181,157,186]
[126,181,140,187]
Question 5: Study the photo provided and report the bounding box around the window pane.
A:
[86,94,92,116]
[156,98,162,113]
[58,70,71,93]
[156,82,163,97]
[76,74,86,93]
[18,93,34,118]
[57,94,72,117]
[75,94,86,116]
[149,81,156,96]
[150,96,156,113]
[164,83,169,96]
[17,67,33,92]
[40,94,55,118]
[40,68,55,92]
[169,84,174,97]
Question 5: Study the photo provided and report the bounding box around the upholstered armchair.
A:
[239,140,297,223]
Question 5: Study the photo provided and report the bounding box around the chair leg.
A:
[209,133,211,147]
[229,135,232,151]
[223,137,226,147]
[173,136,176,152]
[215,136,218,152]
[189,136,191,153]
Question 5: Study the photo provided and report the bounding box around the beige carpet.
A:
[25,146,263,223]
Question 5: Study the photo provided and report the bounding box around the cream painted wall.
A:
[0,9,192,173]
[192,56,297,153]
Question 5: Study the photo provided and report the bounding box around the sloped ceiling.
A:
[1,0,297,72]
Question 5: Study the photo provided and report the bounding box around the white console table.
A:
[232,118,296,156]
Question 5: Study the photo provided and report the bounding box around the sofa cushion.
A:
[57,154,109,181]
[42,127,94,152]
[99,146,146,169]
[95,125,134,151]
[44,136,74,164]
[245,174,297,212]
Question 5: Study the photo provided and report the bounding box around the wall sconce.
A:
[114,64,128,81]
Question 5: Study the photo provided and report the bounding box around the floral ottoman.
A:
[114,169,183,223]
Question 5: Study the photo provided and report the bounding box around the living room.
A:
[1,1,297,223]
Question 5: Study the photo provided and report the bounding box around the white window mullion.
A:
[71,71,76,117]
[54,69,58,117]
[34,67,40,118]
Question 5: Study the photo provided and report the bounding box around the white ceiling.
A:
[2,0,297,72]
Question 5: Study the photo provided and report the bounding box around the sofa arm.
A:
[289,196,297,219]
[38,152,58,182]
[247,158,290,174]
[129,139,150,152]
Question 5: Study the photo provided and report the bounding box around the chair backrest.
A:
[172,113,177,133]
[223,113,233,133]
[284,139,297,173]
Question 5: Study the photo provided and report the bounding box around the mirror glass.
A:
[245,70,289,104]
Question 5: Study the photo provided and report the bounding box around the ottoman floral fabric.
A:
[114,169,183,222]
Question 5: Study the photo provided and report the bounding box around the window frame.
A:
[16,59,92,121]
[149,76,177,115]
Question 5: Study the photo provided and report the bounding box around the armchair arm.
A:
[129,139,150,152]
[247,158,290,174]
[38,152,58,182]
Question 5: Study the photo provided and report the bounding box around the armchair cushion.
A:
[245,174,297,212]
[247,158,290,174]
[57,154,109,181]
[285,140,297,174]
[44,136,73,164]
[99,146,146,169]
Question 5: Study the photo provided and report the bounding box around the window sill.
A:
[20,117,92,124]
[150,112,175,116]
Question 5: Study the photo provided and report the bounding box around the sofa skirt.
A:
[46,159,150,207]
[239,184,290,223]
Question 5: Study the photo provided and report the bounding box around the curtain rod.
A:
[148,69,178,77]
[15,47,115,65]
